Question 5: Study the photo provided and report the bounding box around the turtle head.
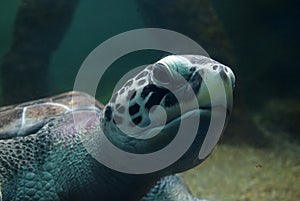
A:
[101,55,235,171]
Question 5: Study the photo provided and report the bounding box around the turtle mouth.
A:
[163,104,231,128]
[138,106,212,139]
[139,103,231,139]
[164,107,210,127]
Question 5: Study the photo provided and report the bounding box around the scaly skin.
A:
[142,175,208,201]
[0,110,207,201]
[0,55,235,201]
[0,110,160,201]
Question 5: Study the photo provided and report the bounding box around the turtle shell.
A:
[0,91,103,139]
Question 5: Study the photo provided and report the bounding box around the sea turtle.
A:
[0,55,235,201]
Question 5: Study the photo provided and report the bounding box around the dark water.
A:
[0,0,299,200]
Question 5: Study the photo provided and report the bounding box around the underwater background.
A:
[0,0,299,200]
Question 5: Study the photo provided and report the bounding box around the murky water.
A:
[0,1,299,200]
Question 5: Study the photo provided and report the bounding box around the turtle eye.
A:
[153,63,172,84]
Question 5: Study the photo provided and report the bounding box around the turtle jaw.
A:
[136,104,230,173]
[157,104,233,173]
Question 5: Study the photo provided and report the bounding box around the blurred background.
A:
[0,0,299,200]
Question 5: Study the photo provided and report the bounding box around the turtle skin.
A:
[0,55,235,201]
[0,92,204,201]
[142,175,208,201]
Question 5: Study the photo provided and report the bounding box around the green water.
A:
[49,0,144,102]
[1,0,299,105]
[0,0,19,70]
[0,0,19,104]
[0,0,299,200]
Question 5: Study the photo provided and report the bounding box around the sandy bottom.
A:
[182,143,300,201]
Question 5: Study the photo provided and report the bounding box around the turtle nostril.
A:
[213,65,228,72]
[212,65,218,70]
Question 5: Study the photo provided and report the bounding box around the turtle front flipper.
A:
[1,170,61,201]
[141,175,210,201]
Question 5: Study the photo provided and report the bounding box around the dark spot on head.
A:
[110,93,118,103]
[141,84,168,99]
[145,93,163,111]
[190,72,202,94]
[104,106,112,121]
[186,67,197,80]
[190,66,196,72]
[126,90,136,101]
[129,103,140,116]
[220,69,228,81]
[140,84,170,111]
[141,85,151,99]
[138,79,146,85]
[164,93,178,107]
[132,116,142,125]
[213,65,218,70]
[130,91,136,101]
[124,79,133,88]
[136,71,148,80]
